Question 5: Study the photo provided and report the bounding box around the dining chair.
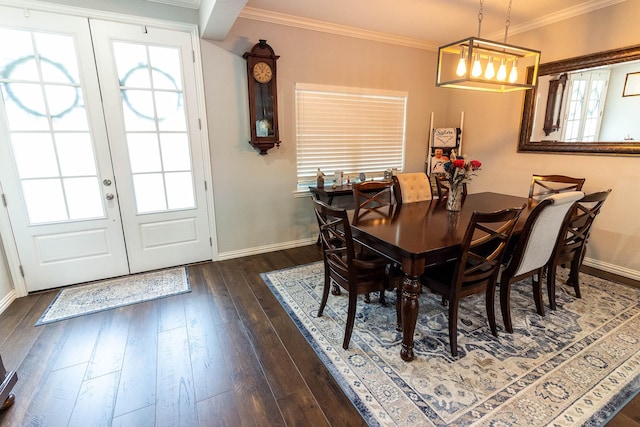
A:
[352,180,395,210]
[499,191,585,333]
[392,172,432,204]
[433,173,467,205]
[546,189,612,309]
[312,199,392,349]
[421,207,524,357]
[528,174,585,203]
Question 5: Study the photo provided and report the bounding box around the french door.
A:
[0,7,213,292]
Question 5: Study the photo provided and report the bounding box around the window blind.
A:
[295,83,406,187]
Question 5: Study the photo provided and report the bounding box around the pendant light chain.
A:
[477,0,484,37]
[504,0,512,43]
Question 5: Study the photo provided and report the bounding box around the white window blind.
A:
[295,83,406,187]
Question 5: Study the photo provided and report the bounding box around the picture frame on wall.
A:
[622,72,640,97]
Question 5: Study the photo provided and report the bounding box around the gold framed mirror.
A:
[518,44,640,155]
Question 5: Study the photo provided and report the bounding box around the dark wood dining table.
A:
[349,192,533,362]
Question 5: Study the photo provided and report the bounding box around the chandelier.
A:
[436,0,540,92]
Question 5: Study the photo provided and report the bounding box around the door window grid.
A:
[562,71,609,142]
[113,42,195,213]
[0,28,103,224]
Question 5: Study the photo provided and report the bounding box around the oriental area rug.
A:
[36,267,190,326]
[261,262,640,426]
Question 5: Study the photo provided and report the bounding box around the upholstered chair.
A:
[499,191,584,333]
[392,172,432,204]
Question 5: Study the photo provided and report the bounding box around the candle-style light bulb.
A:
[455,49,467,77]
[497,58,507,81]
[471,53,482,77]
[509,59,519,83]
[484,56,495,79]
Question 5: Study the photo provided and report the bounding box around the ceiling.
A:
[152,0,626,48]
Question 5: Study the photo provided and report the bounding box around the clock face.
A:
[253,62,273,83]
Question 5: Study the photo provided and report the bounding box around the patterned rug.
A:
[261,262,640,426]
[36,267,190,325]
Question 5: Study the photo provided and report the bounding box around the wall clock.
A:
[243,40,280,155]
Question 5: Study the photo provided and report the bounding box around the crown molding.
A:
[485,0,627,40]
[238,7,437,51]
[241,0,626,51]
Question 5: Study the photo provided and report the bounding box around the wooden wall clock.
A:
[243,40,280,155]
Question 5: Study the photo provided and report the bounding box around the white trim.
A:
[0,0,197,31]
[0,289,16,315]
[239,7,435,51]
[582,256,640,282]
[217,238,316,261]
[191,30,219,262]
[0,181,28,298]
[240,1,626,52]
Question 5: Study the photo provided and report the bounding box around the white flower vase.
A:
[446,184,464,211]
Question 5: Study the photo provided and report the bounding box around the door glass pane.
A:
[22,179,67,223]
[133,173,166,212]
[160,134,191,171]
[127,133,161,173]
[155,91,186,131]
[11,133,59,178]
[113,41,195,214]
[0,29,105,224]
[64,177,103,219]
[166,172,194,209]
[56,133,97,176]
[1,83,49,130]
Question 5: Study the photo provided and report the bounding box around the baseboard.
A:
[582,257,640,282]
[0,289,16,315]
[217,238,317,261]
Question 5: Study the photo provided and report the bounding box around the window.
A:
[295,83,407,188]
[562,70,610,142]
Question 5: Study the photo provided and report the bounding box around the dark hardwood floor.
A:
[0,245,637,426]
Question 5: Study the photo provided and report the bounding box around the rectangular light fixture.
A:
[436,37,541,93]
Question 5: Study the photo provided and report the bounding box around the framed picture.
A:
[430,147,451,174]
[432,128,460,148]
[623,72,640,97]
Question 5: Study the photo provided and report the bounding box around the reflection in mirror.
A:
[519,44,640,154]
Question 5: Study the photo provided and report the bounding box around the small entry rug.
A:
[36,267,190,326]
[261,262,640,426]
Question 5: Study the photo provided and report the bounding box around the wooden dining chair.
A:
[546,189,612,309]
[352,180,394,210]
[528,174,585,203]
[499,191,584,333]
[433,173,467,205]
[392,172,433,204]
[421,207,524,357]
[313,199,392,349]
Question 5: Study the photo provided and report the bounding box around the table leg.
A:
[0,355,17,412]
[400,258,425,362]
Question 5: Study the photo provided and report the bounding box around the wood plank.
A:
[156,326,197,427]
[196,391,242,426]
[113,300,159,418]
[183,267,231,402]
[52,311,106,371]
[85,307,131,380]
[216,320,285,426]
[68,370,119,427]
[197,263,240,326]
[112,404,156,427]
[157,293,186,333]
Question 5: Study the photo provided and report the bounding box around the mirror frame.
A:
[518,44,640,155]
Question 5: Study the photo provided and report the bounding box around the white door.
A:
[90,20,212,274]
[0,8,212,291]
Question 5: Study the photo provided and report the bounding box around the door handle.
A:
[105,193,115,200]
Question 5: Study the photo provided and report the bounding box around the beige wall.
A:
[446,0,640,276]
[203,19,448,255]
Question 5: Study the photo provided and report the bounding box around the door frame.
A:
[0,3,218,297]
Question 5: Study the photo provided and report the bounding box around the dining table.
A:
[349,192,534,362]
